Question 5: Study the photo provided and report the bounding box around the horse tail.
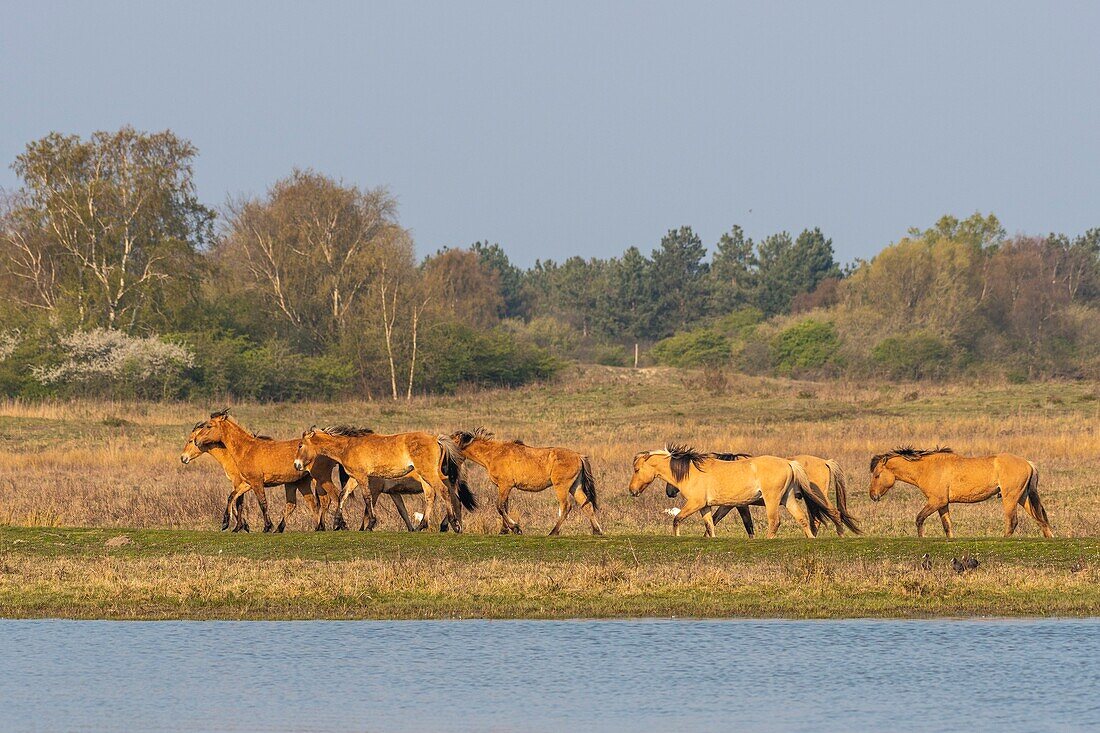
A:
[574,457,599,509]
[789,460,843,532]
[337,463,350,488]
[456,462,478,511]
[438,436,464,483]
[1024,461,1051,528]
[825,459,862,534]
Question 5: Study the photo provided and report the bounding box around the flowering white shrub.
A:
[0,330,19,362]
[33,329,194,394]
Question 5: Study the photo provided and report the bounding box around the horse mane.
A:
[321,425,375,437]
[870,445,953,472]
[667,443,708,483]
[711,452,752,462]
[511,439,526,446]
[254,434,274,441]
[191,420,207,431]
[452,427,495,448]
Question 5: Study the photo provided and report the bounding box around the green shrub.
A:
[592,344,630,367]
[650,329,731,368]
[870,333,955,380]
[416,325,561,394]
[771,320,842,375]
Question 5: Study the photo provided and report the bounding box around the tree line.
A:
[1,127,1097,400]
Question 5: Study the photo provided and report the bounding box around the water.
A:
[1,619,1096,732]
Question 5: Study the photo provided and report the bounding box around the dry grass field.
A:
[1,366,1097,619]
[1,365,1097,538]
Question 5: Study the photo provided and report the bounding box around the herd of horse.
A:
[179,409,1055,539]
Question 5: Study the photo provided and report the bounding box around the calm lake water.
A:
[1,619,1097,732]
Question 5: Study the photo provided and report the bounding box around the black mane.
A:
[321,425,375,437]
[667,443,708,483]
[870,445,953,472]
[711,452,752,462]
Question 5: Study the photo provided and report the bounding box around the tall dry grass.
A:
[1,366,1097,537]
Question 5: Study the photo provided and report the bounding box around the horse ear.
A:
[210,407,229,419]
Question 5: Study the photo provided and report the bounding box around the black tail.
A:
[456,478,478,511]
[337,464,350,487]
[574,457,598,509]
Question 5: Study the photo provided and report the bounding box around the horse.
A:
[294,425,462,532]
[447,428,603,536]
[869,446,1053,538]
[627,445,840,538]
[179,429,250,528]
[186,410,342,532]
[332,443,478,531]
[698,452,861,536]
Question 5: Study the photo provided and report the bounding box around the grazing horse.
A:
[447,428,603,536]
[869,446,1053,538]
[700,453,861,536]
[294,426,461,532]
[628,446,840,538]
[186,410,341,532]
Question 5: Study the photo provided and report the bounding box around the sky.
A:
[2,1,1098,266]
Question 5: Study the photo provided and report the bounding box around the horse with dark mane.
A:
[687,452,860,536]
[628,445,839,538]
[294,425,463,532]
[447,427,603,535]
[182,409,343,532]
[869,445,1052,538]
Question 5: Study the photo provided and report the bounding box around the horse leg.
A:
[1002,492,1020,537]
[332,477,357,531]
[764,495,782,538]
[412,475,436,531]
[672,498,705,537]
[737,507,755,538]
[915,502,942,538]
[391,494,417,532]
[230,482,253,532]
[784,492,815,539]
[276,484,297,533]
[937,506,954,539]
[548,482,574,536]
[711,506,733,525]
[222,491,242,531]
[571,486,604,536]
[701,507,716,538]
[251,485,274,533]
[496,485,521,534]
[313,478,335,531]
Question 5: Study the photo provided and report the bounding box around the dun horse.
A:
[332,448,477,532]
[628,446,841,538]
[294,426,462,532]
[447,428,603,535]
[697,453,861,536]
[869,446,1053,538]
[184,410,342,532]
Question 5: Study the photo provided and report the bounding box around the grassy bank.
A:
[1,527,1095,619]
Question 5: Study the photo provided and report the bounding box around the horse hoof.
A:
[263,524,273,533]
[275,523,285,533]
[499,527,510,535]
[512,526,523,535]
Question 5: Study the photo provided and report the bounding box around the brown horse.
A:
[294,425,461,532]
[180,428,250,528]
[447,428,603,535]
[869,446,1053,538]
[332,443,477,532]
[187,410,342,532]
[628,445,840,538]
[702,453,861,536]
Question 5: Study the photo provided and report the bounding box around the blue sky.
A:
[2,1,1098,266]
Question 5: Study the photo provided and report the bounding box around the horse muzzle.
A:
[180,455,190,465]
[293,459,304,471]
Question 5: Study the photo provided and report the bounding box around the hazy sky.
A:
[2,1,1098,266]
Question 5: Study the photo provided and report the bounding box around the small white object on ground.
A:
[664,508,681,517]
